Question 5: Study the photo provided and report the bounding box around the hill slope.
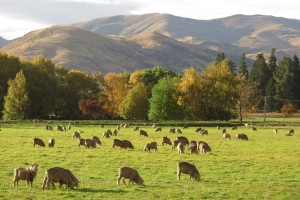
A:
[0,36,9,48]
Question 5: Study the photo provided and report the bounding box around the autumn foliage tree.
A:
[78,100,104,119]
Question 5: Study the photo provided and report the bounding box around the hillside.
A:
[0,36,9,48]
[1,26,218,73]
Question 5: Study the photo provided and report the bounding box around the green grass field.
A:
[0,120,299,200]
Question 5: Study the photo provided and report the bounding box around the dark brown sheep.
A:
[236,133,248,141]
[189,142,198,154]
[183,124,189,129]
[103,131,110,138]
[231,126,237,130]
[42,167,79,190]
[222,129,227,134]
[92,136,101,145]
[169,128,176,133]
[48,138,55,148]
[177,128,183,134]
[112,139,134,149]
[134,126,139,131]
[177,136,189,146]
[72,131,80,139]
[195,127,202,132]
[285,129,294,136]
[113,129,118,136]
[197,141,211,154]
[78,138,86,147]
[222,133,231,140]
[177,142,185,154]
[155,127,162,132]
[200,129,208,136]
[143,142,158,153]
[117,167,144,186]
[172,140,179,151]
[177,162,200,182]
[13,163,39,187]
[139,130,148,137]
[57,125,64,132]
[162,136,172,146]
[85,139,96,148]
[33,138,45,147]
[251,127,257,131]
[217,126,221,130]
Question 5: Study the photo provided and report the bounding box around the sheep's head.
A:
[194,172,201,182]
[30,163,39,173]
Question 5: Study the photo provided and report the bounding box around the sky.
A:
[1,0,300,40]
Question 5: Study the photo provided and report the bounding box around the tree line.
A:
[0,49,299,121]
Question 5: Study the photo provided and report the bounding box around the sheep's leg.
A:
[42,178,47,190]
[117,177,120,186]
[177,172,181,180]
[121,177,126,185]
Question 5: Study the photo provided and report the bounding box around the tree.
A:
[78,100,104,119]
[281,102,296,121]
[265,48,278,111]
[3,71,29,120]
[148,77,181,120]
[238,53,249,79]
[215,52,236,74]
[119,83,148,120]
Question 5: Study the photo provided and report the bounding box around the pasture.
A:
[0,120,299,200]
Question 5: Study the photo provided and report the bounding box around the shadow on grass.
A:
[77,188,128,193]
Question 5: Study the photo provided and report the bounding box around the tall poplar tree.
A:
[3,70,29,120]
[238,53,249,79]
[266,48,278,111]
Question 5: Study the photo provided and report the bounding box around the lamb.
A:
[33,138,45,147]
[273,129,278,134]
[155,127,162,132]
[72,131,80,139]
[140,130,148,137]
[92,136,101,145]
[177,142,185,154]
[112,139,134,149]
[117,167,144,186]
[177,162,200,182]
[177,136,189,146]
[236,133,249,141]
[78,138,86,147]
[13,163,39,187]
[172,140,179,151]
[162,136,172,146]
[85,139,96,148]
[143,142,158,153]
[169,128,176,133]
[42,167,79,190]
[222,133,231,140]
[198,141,211,154]
[177,128,182,134]
[48,138,55,148]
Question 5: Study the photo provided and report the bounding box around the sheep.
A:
[103,131,110,138]
[85,139,96,148]
[33,138,45,147]
[133,126,139,131]
[117,167,144,186]
[78,129,84,133]
[198,142,211,154]
[169,128,176,133]
[177,142,185,154]
[251,127,257,131]
[44,125,53,131]
[177,128,182,134]
[99,124,104,128]
[177,162,200,182]
[183,124,189,129]
[152,124,156,128]
[189,142,198,154]
[143,142,158,153]
[285,129,294,136]
[48,138,55,148]
[172,140,179,151]
[231,126,237,130]
[78,138,86,147]
[200,129,208,136]
[106,129,112,136]
[217,126,221,130]
[177,136,189,146]
[113,129,118,136]
[42,167,79,190]
[222,129,227,134]
[67,125,71,130]
[92,136,101,145]
[162,136,172,146]
[273,129,278,134]
[195,127,202,132]
[117,125,121,130]
[112,139,134,149]
[140,130,148,137]
[236,133,248,141]
[222,133,231,140]
[13,163,39,187]
[155,127,162,132]
[57,125,64,132]
[72,131,80,139]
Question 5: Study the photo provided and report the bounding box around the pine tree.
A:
[238,53,249,79]
[266,48,278,111]
[215,52,236,74]
[3,70,29,120]
[292,55,300,108]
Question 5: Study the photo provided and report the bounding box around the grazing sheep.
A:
[99,124,104,128]
[113,129,118,136]
[85,139,96,148]
[200,129,208,136]
[33,138,45,147]
[78,139,86,147]
[140,130,148,137]
[78,130,84,133]
[236,133,249,141]
[48,138,55,148]
[117,125,121,130]
[103,131,110,138]
[177,142,185,154]
[222,133,231,140]
[177,128,182,134]
[67,125,71,130]
[189,142,198,154]
[190,140,197,146]
[198,142,211,154]
[195,127,202,132]
[273,129,278,134]
[285,129,294,136]
[106,129,112,136]
[177,162,200,182]
[42,167,79,190]
[72,131,80,139]
[44,125,53,131]
[91,136,101,145]
[222,129,226,134]
[183,124,189,129]
[57,125,64,132]
[217,126,221,130]
[123,124,129,128]
[172,140,179,151]
[152,124,156,128]
[117,167,144,186]
[177,136,189,146]
[13,163,39,187]
[112,139,134,149]
[169,128,176,134]
[133,126,139,131]
[231,126,237,130]
[143,142,158,153]
[251,127,257,131]
[162,136,172,146]
[155,127,162,132]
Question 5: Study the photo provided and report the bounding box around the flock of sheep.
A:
[13,121,296,189]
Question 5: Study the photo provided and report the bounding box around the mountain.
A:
[1,26,218,73]
[74,13,300,56]
[0,36,9,48]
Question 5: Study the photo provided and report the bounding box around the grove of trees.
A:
[0,50,299,121]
